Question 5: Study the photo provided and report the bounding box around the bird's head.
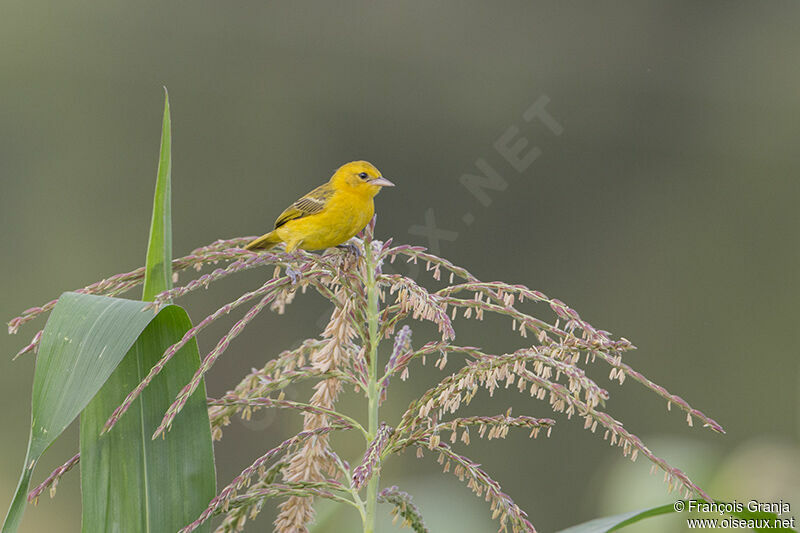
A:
[330,161,395,197]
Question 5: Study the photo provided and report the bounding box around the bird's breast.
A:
[278,191,374,250]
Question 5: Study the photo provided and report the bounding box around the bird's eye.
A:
[358,172,369,180]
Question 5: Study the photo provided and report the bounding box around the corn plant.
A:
[4,94,726,533]
[8,222,726,532]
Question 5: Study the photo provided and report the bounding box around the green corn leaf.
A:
[142,87,173,302]
[556,501,797,533]
[554,503,679,533]
[80,301,215,533]
[80,88,216,533]
[1,293,192,532]
[1,88,218,533]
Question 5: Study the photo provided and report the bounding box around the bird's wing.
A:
[274,183,335,229]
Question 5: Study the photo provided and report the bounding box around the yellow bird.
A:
[244,161,394,252]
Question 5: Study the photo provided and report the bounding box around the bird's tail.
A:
[244,231,281,251]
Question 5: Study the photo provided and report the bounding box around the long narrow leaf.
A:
[555,504,678,533]
[142,87,173,302]
[80,89,216,533]
[80,305,215,532]
[1,293,182,533]
[556,501,797,532]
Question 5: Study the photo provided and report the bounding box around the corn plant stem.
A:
[364,241,381,533]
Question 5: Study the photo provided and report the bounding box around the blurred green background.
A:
[2,2,799,532]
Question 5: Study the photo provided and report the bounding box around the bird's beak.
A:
[371,177,395,187]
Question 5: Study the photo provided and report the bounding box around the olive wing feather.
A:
[273,183,335,229]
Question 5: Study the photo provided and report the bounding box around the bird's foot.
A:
[334,242,363,271]
[337,241,362,259]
